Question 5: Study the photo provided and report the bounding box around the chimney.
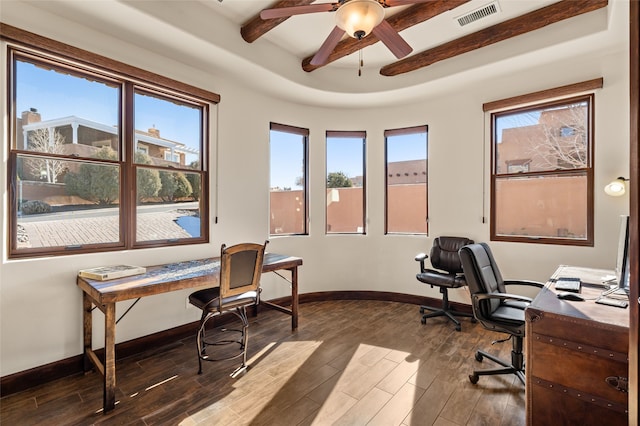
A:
[148,126,160,137]
[22,108,41,124]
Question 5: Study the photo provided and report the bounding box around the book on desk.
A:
[78,265,146,281]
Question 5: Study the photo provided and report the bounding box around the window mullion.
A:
[123,82,135,249]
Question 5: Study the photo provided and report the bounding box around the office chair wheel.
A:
[475,352,484,362]
[469,373,479,384]
[421,317,427,325]
[471,317,477,323]
[455,324,461,332]
[420,307,425,314]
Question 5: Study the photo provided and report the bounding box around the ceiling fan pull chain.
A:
[358,48,363,77]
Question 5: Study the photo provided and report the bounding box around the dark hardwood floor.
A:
[0,300,525,425]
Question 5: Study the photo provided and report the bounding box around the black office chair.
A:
[458,242,543,385]
[415,236,475,331]
[188,241,268,377]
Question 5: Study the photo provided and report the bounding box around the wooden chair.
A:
[188,241,268,377]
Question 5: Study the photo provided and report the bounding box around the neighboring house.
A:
[348,160,427,187]
[17,108,198,181]
[498,105,588,172]
[386,159,427,185]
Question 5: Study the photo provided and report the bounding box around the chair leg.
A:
[469,336,525,385]
[420,287,474,331]
[230,306,250,378]
[196,311,213,375]
[195,308,250,376]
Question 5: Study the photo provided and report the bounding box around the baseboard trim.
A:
[0,291,470,396]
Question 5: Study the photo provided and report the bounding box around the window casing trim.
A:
[0,23,220,103]
[482,78,602,112]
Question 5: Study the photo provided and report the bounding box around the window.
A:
[163,151,180,163]
[6,32,217,258]
[269,123,308,235]
[133,90,205,244]
[491,95,594,245]
[385,126,428,234]
[326,131,366,234]
[560,126,576,137]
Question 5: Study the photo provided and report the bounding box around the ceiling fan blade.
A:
[260,3,338,20]
[384,0,436,6]
[372,20,413,59]
[310,26,345,66]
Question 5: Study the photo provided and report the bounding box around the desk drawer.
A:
[528,384,627,426]
[526,307,628,354]
[526,310,629,425]
[528,332,628,406]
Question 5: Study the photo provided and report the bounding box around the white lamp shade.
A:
[335,0,384,39]
[604,178,627,196]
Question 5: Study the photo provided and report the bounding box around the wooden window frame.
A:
[2,24,219,258]
[325,130,367,235]
[488,93,596,246]
[269,122,309,236]
[384,125,429,235]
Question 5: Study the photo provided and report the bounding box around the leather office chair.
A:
[458,242,543,385]
[188,241,268,377]
[415,236,475,331]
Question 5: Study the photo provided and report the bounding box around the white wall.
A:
[0,5,630,376]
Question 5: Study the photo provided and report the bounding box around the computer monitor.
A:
[613,214,630,295]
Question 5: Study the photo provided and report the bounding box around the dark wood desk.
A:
[77,253,302,414]
[525,265,629,425]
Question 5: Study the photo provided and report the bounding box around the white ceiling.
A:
[0,0,624,108]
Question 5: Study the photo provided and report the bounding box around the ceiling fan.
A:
[260,0,433,66]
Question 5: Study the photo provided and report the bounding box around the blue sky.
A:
[495,110,541,143]
[18,58,427,186]
[270,130,427,189]
[16,59,201,164]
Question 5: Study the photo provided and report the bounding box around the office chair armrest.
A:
[504,279,545,289]
[473,292,534,304]
[415,253,428,273]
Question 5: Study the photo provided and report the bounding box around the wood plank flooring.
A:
[0,300,525,425]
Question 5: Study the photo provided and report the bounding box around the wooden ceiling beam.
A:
[241,0,316,43]
[380,0,609,77]
[301,0,470,72]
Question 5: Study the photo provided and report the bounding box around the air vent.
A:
[455,1,500,27]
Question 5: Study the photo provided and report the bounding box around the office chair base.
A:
[469,349,525,385]
[420,305,476,331]
[420,286,476,331]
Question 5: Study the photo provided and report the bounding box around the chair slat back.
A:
[220,241,268,299]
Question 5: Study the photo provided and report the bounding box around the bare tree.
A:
[533,103,588,169]
[26,128,67,183]
[499,102,588,173]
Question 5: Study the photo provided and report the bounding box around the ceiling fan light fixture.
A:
[335,0,384,40]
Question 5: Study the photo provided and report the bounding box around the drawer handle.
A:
[606,376,628,393]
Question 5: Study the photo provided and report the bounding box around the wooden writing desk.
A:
[525,265,629,425]
[77,252,302,414]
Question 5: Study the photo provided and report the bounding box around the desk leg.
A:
[82,292,93,373]
[291,266,298,330]
[103,303,116,413]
